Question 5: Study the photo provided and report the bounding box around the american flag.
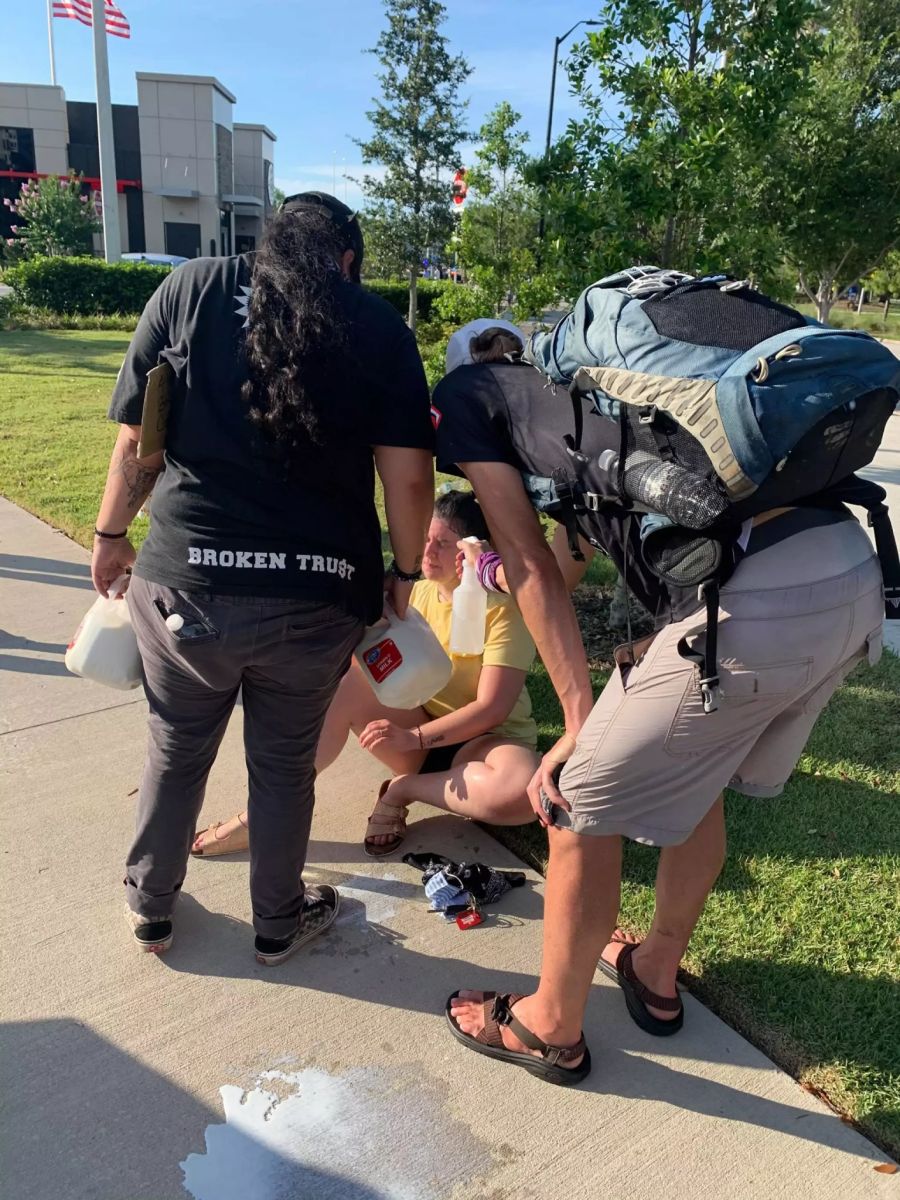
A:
[52,0,131,38]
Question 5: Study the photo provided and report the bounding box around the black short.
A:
[418,742,467,774]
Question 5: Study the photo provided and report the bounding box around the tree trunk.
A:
[816,283,834,324]
[661,216,676,268]
[856,287,865,314]
[407,267,418,332]
[884,297,891,322]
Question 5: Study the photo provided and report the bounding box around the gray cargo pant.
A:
[125,575,364,939]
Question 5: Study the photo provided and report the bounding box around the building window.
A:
[0,127,36,174]
[215,124,233,198]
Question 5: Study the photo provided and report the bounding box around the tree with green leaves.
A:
[765,0,900,321]
[356,0,470,329]
[457,102,543,316]
[4,171,99,259]
[357,209,412,279]
[865,250,900,319]
[534,0,818,299]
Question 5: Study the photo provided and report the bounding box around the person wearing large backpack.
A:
[437,279,898,1086]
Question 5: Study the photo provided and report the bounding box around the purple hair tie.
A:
[476,551,504,593]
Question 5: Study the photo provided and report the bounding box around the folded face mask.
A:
[405,852,526,906]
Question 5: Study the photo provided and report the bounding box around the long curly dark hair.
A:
[241,196,363,459]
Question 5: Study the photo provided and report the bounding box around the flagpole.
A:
[47,0,57,85]
[91,0,121,261]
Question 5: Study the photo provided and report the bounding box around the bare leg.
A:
[315,660,428,774]
[600,796,726,1018]
[379,736,537,825]
[451,826,622,1063]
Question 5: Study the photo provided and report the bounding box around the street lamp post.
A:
[537,18,601,248]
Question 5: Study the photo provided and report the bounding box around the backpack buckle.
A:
[563,434,589,465]
[583,492,603,512]
[638,405,659,425]
[699,675,720,714]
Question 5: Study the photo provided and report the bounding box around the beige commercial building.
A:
[0,72,276,257]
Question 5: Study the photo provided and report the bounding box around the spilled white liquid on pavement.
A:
[181,1066,491,1200]
[331,872,400,926]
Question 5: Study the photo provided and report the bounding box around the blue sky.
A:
[6,0,600,207]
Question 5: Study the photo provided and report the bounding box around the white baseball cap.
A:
[444,318,524,375]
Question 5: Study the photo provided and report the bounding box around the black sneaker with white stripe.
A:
[254,884,341,965]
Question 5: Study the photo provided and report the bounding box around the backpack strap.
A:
[676,581,721,714]
[800,475,900,621]
[871,501,900,620]
[551,468,586,562]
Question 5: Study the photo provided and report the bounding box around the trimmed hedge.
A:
[1,256,456,321]
[3,256,170,316]
[364,278,454,321]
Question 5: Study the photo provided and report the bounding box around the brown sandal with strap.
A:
[598,933,684,1037]
[190,813,249,857]
[363,780,409,858]
[445,991,592,1086]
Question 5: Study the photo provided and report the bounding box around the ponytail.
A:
[241,205,352,460]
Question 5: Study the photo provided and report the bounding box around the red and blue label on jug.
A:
[363,637,403,683]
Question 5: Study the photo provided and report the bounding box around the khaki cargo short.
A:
[557,518,885,846]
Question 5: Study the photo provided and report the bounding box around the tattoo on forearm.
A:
[115,453,162,509]
[423,732,445,748]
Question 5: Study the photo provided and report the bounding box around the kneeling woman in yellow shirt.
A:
[192,488,539,858]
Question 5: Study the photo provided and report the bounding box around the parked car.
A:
[121,253,188,268]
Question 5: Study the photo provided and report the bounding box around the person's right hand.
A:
[455,537,491,580]
[384,573,414,618]
[91,536,136,597]
[526,732,577,828]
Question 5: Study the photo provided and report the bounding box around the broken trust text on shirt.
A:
[187,547,357,580]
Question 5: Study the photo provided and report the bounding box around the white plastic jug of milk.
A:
[450,538,487,656]
[354,605,451,709]
[65,575,142,691]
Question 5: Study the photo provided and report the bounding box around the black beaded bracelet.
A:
[388,559,423,583]
[94,528,129,539]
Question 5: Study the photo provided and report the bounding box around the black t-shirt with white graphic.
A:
[431,360,699,626]
[109,255,432,623]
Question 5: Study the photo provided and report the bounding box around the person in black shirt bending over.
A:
[92,193,434,964]
[436,322,882,1085]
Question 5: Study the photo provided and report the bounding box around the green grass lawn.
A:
[2,329,898,1156]
[796,301,900,339]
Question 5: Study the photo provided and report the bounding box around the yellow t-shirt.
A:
[410,579,538,747]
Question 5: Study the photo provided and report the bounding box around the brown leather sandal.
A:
[363,780,409,858]
[597,932,684,1036]
[445,991,591,1086]
[190,813,249,857]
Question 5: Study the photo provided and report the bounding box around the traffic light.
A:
[452,168,468,206]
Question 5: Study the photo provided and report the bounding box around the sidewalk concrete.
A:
[1,496,897,1200]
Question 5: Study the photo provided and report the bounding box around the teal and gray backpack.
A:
[524,267,899,712]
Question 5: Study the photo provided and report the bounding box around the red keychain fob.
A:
[456,909,484,930]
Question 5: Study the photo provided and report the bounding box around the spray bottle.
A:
[450,537,487,656]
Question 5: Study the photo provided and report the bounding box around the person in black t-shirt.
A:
[436,323,882,1085]
[433,325,697,625]
[93,192,434,964]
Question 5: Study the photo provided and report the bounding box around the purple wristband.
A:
[476,551,504,593]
